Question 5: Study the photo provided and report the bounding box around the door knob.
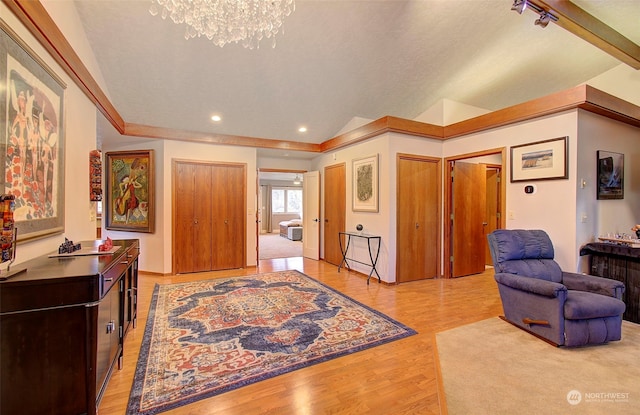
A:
[224,219,229,224]
[314,218,319,222]
[325,219,329,223]
[416,223,420,229]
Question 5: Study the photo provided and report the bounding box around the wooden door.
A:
[484,166,501,265]
[451,162,486,277]
[173,161,245,273]
[323,163,345,266]
[303,171,320,260]
[174,162,213,273]
[396,155,440,282]
[211,164,246,270]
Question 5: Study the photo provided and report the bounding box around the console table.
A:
[580,242,639,323]
[338,232,382,284]
[0,239,139,415]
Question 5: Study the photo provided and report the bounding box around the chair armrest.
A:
[562,272,625,299]
[494,273,567,298]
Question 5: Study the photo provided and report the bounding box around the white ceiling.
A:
[72,1,640,157]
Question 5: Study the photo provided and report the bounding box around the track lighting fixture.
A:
[535,12,552,28]
[511,0,558,28]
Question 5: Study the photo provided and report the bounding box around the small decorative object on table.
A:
[58,238,82,254]
[598,230,640,248]
[99,237,114,252]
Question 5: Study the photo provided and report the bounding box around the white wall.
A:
[102,138,257,274]
[3,3,98,264]
[575,110,640,270]
[100,138,164,273]
[444,111,580,270]
[311,133,443,282]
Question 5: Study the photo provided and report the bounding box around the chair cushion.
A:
[564,290,626,320]
[497,259,562,282]
[490,229,555,262]
[489,229,562,282]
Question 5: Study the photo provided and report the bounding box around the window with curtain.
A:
[272,188,302,213]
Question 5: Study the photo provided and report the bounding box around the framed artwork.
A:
[0,19,66,242]
[90,149,102,201]
[597,150,624,200]
[352,154,378,212]
[105,150,155,232]
[510,136,568,182]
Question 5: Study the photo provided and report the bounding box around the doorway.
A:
[258,170,305,260]
[444,148,506,278]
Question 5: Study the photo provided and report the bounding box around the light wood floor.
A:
[98,258,503,415]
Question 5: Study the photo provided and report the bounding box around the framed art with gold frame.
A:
[105,150,155,232]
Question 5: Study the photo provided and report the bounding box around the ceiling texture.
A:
[72,0,640,157]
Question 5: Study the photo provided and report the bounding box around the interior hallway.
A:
[99,259,503,414]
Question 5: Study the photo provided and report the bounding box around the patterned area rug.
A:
[127,270,416,414]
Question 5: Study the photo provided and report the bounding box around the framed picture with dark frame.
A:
[597,150,624,200]
[105,150,155,232]
[352,154,378,212]
[510,136,568,182]
[0,19,66,242]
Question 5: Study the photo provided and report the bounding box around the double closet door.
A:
[173,160,246,274]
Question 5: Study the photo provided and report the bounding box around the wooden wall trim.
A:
[124,123,321,153]
[7,1,640,155]
[538,0,640,70]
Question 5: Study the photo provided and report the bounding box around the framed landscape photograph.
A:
[352,154,378,212]
[105,150,155,232]
[510,136,568,182]
[0,19,66,241]
[597,150,624,200]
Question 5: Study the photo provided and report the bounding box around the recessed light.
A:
[211,115,222,122]
[298,126,307,133]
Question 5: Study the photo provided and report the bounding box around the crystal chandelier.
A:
[149,0,296,49]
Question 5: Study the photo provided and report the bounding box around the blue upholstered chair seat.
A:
[564,291,625,320]
[488,229,625,347]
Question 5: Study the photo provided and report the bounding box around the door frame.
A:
[256,168,307,263]
[443,147,506,278]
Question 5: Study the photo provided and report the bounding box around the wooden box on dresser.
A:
[0,239,139,415]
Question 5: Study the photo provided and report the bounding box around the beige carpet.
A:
[259,233,302,259]
[435,317,639,415]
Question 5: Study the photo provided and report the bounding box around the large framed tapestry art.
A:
[0,19,66,242]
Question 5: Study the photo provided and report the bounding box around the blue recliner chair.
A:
[487,229,625,347]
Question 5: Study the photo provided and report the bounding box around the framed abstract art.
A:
[597,150,624,200]
[352,154,379,212]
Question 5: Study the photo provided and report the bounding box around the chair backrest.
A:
[487,229,563,283]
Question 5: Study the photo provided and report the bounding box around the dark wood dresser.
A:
[0,239,139,415]
[580,242,640,324]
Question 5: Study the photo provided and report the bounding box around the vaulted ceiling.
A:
[67,1,640,156]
